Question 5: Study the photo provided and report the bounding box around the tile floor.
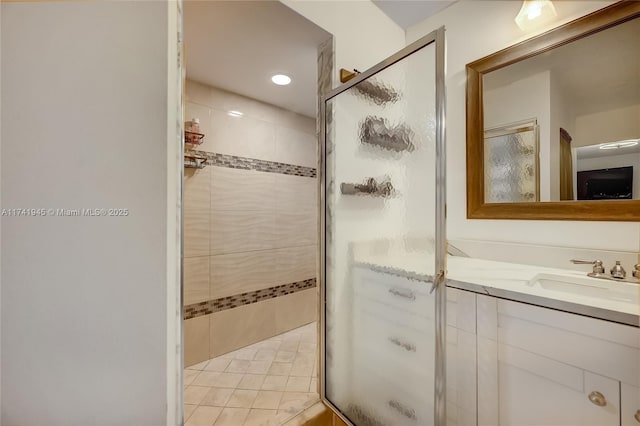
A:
[184,322,319,426]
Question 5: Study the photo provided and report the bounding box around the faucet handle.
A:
[610,261,626,279]
[571,259,605,274]
[632,264,639,279]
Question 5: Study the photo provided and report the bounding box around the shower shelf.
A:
[185,131,205,145]
[360,117,415,152]
[341,67,401,105]
[340,177,394,198]
[353,79,401,105]
[184,154,207,169]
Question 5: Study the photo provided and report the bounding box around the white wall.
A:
[574,104,640,148]
[406,0,640,253]
[1,2,178,425]
[484,70,552,200]
[484,68,578,202]
[484,71,550,130]
[550,70,575,201]
[281,0,405,89]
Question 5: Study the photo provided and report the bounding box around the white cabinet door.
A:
[446,287,478,426]
[477,297,632,426]
[498,363,619,426]
[622,383,640,426]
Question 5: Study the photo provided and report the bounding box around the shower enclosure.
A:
[320,28,446,425]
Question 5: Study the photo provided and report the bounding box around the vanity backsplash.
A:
[449,238,639,274]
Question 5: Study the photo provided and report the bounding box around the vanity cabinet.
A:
[349,266,639,426]
[477,293,639,426]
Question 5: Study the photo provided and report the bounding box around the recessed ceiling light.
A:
[599,139,639,150]
[227,110,243,118]
[271,74,291,86]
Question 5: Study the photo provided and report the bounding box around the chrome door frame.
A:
[318,27,447,426]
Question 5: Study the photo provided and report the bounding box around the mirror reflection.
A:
[482,16,639,203]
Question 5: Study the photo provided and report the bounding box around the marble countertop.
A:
[352,252,640,327]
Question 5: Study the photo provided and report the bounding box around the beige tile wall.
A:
[184,256,210,304]
[183,80,318,366]
[209,288,317,358]
[185,315,211,367]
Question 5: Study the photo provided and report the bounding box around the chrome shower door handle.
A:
[430,270,445,294]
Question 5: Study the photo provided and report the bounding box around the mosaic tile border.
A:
[184,278,317,320]
[189,150,317,178]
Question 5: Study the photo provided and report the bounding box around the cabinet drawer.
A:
[352,359,432,426]
[354,305,432,374]
[357,348,432,402]
[353,267,433,319]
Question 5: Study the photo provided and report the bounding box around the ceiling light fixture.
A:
[599,139,639,150]
[227,110,243,118]
[515,0,557,31]
[271,74,292,86]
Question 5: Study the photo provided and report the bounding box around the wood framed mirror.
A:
[466,1,640,221]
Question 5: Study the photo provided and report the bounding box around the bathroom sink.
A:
[527,273,639,304]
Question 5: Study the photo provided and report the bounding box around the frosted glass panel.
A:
[324,42,439,425]
[484,125,539,203]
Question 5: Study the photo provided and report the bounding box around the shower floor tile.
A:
[185,322,318,425]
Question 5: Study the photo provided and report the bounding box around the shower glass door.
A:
[320,29,446,426]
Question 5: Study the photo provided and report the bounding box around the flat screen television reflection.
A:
[577,166,633,200]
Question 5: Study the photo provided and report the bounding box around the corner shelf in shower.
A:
[184,153,207,169]
[185,131,205,146]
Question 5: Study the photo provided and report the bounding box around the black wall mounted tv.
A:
[577,166,633,200]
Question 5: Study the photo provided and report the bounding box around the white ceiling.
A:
[484,17,640,117]
[577,141,640,160]
[372,1,456,29]
[183,1,330,118]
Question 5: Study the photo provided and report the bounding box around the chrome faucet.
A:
[570,259,639,284]
[570,259,605,274]
[610,261,626,279]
